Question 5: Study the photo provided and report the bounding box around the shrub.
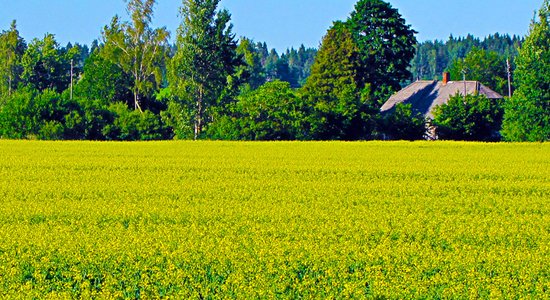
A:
[0,88,87,140]
[380,103,426,140]
[103,103,168,141]
[207,81,307,140]
[432,93,504,141]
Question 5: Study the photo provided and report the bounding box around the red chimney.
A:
[442,72,451,85]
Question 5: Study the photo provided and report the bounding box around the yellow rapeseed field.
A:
[0,141,548,298]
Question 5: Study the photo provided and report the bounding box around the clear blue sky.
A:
[0,0,543,52]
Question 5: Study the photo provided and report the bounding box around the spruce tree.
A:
[346,0,417,101]
[302,22,375,140]
[236,37,265,89]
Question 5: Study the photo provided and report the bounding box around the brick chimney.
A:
[442,72,451,85]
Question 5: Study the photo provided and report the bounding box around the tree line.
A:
[410,34,521,85]
[0,0,548,142]
[425,1,549,142]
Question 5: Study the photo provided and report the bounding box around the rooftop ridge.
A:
[382,79,503,118]
[445,80,481,84]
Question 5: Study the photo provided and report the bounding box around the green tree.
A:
[0,20,26,99]
[410,34,521,82]
[72,97,114,140]
[381,103,426,140]
[432,94,504,141]
[208,81,306,140]
[0,88,39,138]
[448,47,508,96]
[75,50,133,105]
[502,1,550,142]
[101,0,170,112]
[102,102,167,141]
[302,23,375,140]
[264,49,280,81]
[346,0,417,100]
[236,37,265,89]
[0,88,86,140]
[293,45,317,86]
[256,42,269,65]
[272,56,297,87]
[168,0,240,140]
[20,34,68,93]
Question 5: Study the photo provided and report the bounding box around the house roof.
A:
[381,80,503,119]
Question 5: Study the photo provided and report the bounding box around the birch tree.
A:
[102,0,169,112]
[168,0,240,140]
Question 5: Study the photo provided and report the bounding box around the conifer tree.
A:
[236,37,266,89]
[346,0,417,100]
[302,23,375,139]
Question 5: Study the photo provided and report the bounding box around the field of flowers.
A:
[0,141,548,298]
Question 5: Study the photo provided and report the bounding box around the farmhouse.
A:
[381,72,503,119]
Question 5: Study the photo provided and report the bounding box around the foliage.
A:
[1,0,547,141]
[0,141,548,298]
[101,0,170,112]
[410,34,521,82]
[501,0,550,142]
[302,23,376,140]
[73,98,116,140]
[256,45,317,88]
[0,20,26,99]
[160,100,195,140]
[447,47,508,96]
[235,37,265,90]
[20,34,72,93]
[432,94,504,141]
[264,48,281,81]
[0,88,39,138]
[0,88,85,139]
[103,103,168,141]
[0,87,167,141]
[168,0,241,139]
[63,42,90,77]
[380,103,426,140]
[285,45,318,87]
[346,0,417,99]
[74,51,133,106]
[208,81,306,140]
[300,0,417,140]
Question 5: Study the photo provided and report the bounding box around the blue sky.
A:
[0,0,543,52]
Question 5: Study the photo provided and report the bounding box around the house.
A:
[381,72,503,119]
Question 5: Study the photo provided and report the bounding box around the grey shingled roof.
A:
[381,80,503,119]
